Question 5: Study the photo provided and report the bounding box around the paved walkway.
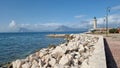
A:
[104,35,120,68]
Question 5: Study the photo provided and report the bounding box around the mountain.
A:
[18,27,32,32]
[17,25,88,32]
[55,25,81,32]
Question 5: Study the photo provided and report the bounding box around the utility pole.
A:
[106,7,110,36]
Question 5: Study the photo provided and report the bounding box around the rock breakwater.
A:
[10,34,101,68]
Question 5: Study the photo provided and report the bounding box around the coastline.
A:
[1,33,107,68]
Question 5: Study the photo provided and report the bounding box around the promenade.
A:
[104,34,120,68]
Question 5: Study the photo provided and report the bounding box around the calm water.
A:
[0,31,85,65]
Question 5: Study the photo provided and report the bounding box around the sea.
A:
[0,31,86,65]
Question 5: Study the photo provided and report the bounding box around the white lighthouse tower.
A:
[93,17,97,29]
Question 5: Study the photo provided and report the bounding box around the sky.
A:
[0,0,120,32]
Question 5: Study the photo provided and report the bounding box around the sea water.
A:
[0,31,85,65]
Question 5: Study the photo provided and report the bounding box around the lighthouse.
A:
[93,17,97,29]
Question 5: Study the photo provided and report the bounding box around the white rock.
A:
[49,57,56,66]
[70,52,80,59]
[12,59,24,68]
[59,55,69,65]
[32,59,38,65]
[70,34,74,37]
[66,54,72,60]
[71,66,80,68]
[84,46,89,50]
[81,51,90,59]
[29,54,38,62]
[51,46,66,59]
[39,50,47,58]
[12,61,17,68]
[51,52,63,62]
[43,63,49,68]
[42,54,50,63]
[67,42,78,51]
[78,44,84,52]
[24,57,29,62]
[73,59,78,66]
[31,64,38,68]
[52,46,66,54]
[54,64,64,68]
[35,52,39,57]
[81,59,89,68]
[22,62,31,68]
[79,57,85,62]
[64,65,70,68]
[38,59,43,67]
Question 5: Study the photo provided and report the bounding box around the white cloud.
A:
[14,22,63,31]
[89,13,120,28]
[9,20,17,28]
[74,15,86,19]
[40,23,61,26]
[112,5,120,11]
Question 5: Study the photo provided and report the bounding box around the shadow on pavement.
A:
[104,38,118,68]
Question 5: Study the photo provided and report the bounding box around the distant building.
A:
[90,17,111,33]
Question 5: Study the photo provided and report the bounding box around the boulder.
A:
[71,66,80,68]
[74,53,81,59]
[39,50,48,58]
[70,52,80,59]
[35,52,39,57]
[12,61,17,68]
[22,62,31,68]
[49,57,56,66]
[79,57,85,63]
[59,55,69,65]
[52,46,66,54]
[51,52,63,62]
[73,59,78,66]
[38,59,44,68]
[78,44,84,53]
[51,46,66,60]
[54,64,64,68]
[66,54,72,60]
[42,54,50,63]
[32,59,38,65]
[81,59,89,68]
[29,54,38,62]
[12,59,24,68]
[31,64,38,68]
[67,42,78,51]
[43,63,49,68]
[81,51,90,59]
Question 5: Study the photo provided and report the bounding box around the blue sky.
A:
[0,0,120,32]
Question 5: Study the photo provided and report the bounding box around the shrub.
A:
[109,28,119,33]
[91,30,96,33]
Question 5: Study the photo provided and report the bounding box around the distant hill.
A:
[17,25,87,32]
[55,25,81,32]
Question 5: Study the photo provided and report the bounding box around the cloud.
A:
[89,13,120,28]
[14,22,63,31]
[112,5,120,11]
[74,15,86,19]
[40,23,62,27]
[9,20,17,28]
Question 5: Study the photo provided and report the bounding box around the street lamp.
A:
[106,7,110,36]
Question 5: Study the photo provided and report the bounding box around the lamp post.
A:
[106,7,110,36]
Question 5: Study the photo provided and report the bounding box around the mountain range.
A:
[18,25,87,32]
